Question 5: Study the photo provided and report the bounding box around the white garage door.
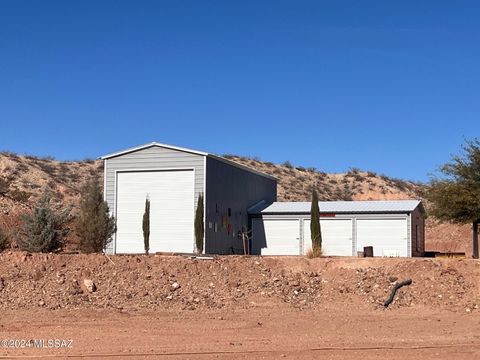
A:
[252,219,301,255]
[115,170,195,254]
[303,219,353,256]
[356,218,408,257]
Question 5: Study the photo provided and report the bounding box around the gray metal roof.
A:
[100,142,278,181]
[100,142,208,159]
[249,200,422,214]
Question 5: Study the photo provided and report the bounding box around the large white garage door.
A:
[115,170,195,254]
[303,219,353,256]
[356,219,408,257]
[252,219,301,255]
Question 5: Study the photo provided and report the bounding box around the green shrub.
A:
[17,192,71,253]
[76,180,115,253]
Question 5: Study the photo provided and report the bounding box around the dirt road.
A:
[1,306,480,359]
[1,254,480,358]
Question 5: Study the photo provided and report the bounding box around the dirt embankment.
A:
[0,253,478,313]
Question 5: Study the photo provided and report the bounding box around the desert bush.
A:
[25,154,55,162]
[24,154,39,161]
[282,161,293,169]
[17,192,71,253]
[9,188,31,202]
[67,173,81,182]
[0,229,9,252]
[390,178,411,191]
[0,150,20,158]
[307,167,317,172]
[15,162,29,173]
[36,161,57,176]
[76,180,115,253]
[352,173,365,182]
[82,158,95,164]
[58,162,70,174]
[296,166,306,172]
[88,168,99,177]
[0,177,9,195]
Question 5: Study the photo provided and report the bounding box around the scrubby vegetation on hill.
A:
[222,154,423,202]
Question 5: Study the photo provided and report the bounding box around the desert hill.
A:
[0,151,470,254]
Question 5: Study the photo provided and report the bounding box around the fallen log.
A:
[383,278,413,308]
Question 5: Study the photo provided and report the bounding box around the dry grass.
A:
[305,246,323,258]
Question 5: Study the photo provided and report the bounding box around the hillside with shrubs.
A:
[0,151,470,254]
[222,155,423,202]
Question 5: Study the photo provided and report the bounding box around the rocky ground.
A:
[1,254,480,359]
[0,253,478,313]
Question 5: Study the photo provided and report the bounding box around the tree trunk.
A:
[473,220,479,259]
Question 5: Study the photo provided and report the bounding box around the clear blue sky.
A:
[1,1,478,181]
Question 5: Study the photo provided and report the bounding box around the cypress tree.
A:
[76,179,116,253]
[195,193,204,253]
[143,196,150,255]
[310,189,322,252]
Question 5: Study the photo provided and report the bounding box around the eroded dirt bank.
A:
[1,253,479,313]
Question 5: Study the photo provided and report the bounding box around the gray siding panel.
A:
[205,157,277,254]
[104,145,205,254]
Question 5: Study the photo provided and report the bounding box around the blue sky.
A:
[1,1,478,181]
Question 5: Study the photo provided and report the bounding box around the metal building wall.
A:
[103,145,205,254]
[205,157,277,254]
[252,212,420,257]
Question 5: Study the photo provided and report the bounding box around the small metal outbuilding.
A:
[249,200,425,257]
[101,142,277,255]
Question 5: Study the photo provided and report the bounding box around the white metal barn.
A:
[101,142,277,255]
[249,200,425,257]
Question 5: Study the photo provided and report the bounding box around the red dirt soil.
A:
[1,254,480,358]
